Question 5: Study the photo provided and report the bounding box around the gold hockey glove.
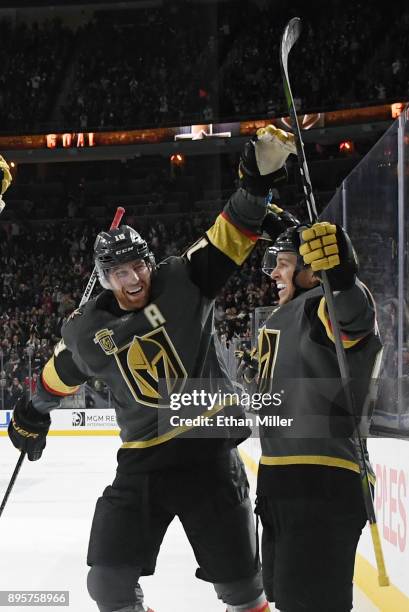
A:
[0,155,12,214]
[299,222,358,290]
[0,155,12,195]
[299,222,339,271]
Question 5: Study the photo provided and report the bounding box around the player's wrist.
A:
[239,163,287,197]
[14,398,51,433]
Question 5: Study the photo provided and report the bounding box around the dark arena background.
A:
[0,1,409,610]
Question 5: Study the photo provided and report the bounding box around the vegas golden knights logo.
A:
[94,329,118,355]
[114,327,187,408]
[258,328,280,394]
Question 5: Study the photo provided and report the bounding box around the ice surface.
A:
[0,436,377,611]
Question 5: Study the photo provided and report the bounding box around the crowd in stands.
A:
[0,18,74,131]
[0,0,408,134]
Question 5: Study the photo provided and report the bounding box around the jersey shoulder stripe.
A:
[206,211,258,265]
[42,355,81,396]
[317,297,365,349]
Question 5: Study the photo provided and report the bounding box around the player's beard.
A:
[114,282,151,311]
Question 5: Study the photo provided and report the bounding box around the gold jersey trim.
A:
[120,403,226,449]
[42,356,81,396]
[260,453,375,485]
[317,297,362,349]
[206,213,256,266]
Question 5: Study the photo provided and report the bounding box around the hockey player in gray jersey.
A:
[8,126,296,612]
[253,223,382,612]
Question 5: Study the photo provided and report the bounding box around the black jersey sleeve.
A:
[317,279,376,348]
[183,189,265,298]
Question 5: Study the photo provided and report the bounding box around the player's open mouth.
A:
[276,283,287,294]
[126,287,142,296]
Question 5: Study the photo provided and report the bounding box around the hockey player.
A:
[253,224,382,612]
[8,126,296,612]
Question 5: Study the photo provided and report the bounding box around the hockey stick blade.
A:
[280,18,318,221]
[281,17,302,80]
[281,17,302,117]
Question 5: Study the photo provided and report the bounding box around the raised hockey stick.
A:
[0,206,125,519]
[280,17,389,587]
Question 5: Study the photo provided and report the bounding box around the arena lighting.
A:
[391,102,405,118]
[170,153,185,166]
[0,102,406,153]
[10,161,15,168]
[339,140,355,153]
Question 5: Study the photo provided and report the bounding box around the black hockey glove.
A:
[8,396,51,461]
[261,203,300,242]
[239,125,296,197]
[299,222,358,291]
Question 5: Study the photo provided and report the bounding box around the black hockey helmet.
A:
[262,226,318,293]
[262,226,301,276]
[94,225,155,289]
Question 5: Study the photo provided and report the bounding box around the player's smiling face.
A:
[270,252,297,305]
[108,259,152,310]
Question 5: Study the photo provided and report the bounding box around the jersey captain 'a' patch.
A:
[258,328,281,394]
[114,326,187,408]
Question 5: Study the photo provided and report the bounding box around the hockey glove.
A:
[239,125,296,196]
[8,396,51,461]
[261,203,300,242]
[0,155,12,214]
[299,222,358,290]
[0,155,11,195]
[236,347,258,383]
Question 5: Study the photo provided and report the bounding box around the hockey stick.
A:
[280,17,389,587]
[0,450,25,518]
[0,206,125,519]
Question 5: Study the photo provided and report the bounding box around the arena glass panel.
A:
[319,186,343,225]
[324,120,403,436]
[401,107,409,434]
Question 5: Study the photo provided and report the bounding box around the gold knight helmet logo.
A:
[94,329,118,355]
[95,326,187,407]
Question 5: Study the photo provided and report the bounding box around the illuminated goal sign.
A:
[46,132,95,148]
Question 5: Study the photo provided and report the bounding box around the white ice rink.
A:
[0,437,378,612]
